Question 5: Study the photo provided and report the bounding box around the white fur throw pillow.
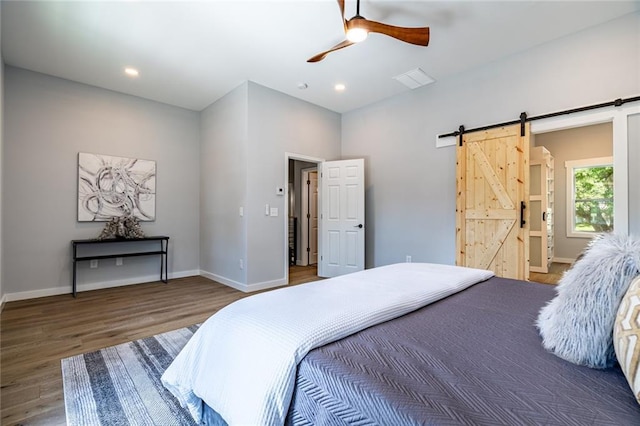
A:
[536,233,640,368]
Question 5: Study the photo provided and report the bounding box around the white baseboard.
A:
[245,277,288,292]
[553,257,576,264]
[4,270,200,302]
[200,270,287,293]
[200,271,247,291]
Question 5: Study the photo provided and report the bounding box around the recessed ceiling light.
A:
[124,67,139,77]
[334,83,346,92]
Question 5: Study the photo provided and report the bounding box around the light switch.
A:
[270,207,278,217]
[239,207,244,217]
[265,204,270,215]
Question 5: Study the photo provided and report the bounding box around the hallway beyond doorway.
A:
[289,265,320,285]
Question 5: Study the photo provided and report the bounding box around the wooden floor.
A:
[529,262,571,285]
[296,263,571,286]
[288,264,320,285]
[0,266,319,425]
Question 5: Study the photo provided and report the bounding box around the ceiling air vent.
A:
[392,68,435,89]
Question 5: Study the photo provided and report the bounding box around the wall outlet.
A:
[116,257,123,266]
[405,255,412,263]
[90,259,99,269]
[239,259,244,270]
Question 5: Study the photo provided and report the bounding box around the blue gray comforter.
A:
[286,277,640,425]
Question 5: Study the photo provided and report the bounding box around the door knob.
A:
[354,224,363,228]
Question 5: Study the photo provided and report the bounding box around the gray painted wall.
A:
[200,83,248,285]
[534,123,613,260]
[3,67,201,297]
[630,113,640,237]
[198,82,340,289]
[341,12,640,268]
[245,82,341,286]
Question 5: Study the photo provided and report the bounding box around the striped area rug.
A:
[61,325,199,426]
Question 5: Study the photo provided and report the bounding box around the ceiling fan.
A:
[307,0,430,63]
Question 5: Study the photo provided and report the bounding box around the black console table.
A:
[71,236,169,297]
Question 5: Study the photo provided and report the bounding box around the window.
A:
[565,157,613,238]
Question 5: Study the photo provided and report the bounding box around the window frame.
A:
[565,156,614,238]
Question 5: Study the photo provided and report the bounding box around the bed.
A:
[286,276,639,425]
[162,262,640,425]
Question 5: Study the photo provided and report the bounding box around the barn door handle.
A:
[542,211,547,222]
[520,201,526,228]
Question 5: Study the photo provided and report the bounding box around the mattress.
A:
[285,276,640,425]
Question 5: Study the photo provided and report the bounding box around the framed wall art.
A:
[78,152,156,221]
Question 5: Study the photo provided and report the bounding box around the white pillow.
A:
[536,233,640,368]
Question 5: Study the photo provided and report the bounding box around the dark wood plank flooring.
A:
[1,266,318,425]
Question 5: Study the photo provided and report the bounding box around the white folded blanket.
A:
[161,263,494,425]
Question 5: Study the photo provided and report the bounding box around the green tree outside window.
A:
[573,165,613,232]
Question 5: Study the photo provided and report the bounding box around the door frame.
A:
[530,104,639,236]
[300,167,318,266]
[284,153,324,284]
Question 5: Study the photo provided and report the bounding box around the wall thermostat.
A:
[276,187,285,196]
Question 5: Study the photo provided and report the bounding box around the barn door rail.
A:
[441,95,640,147]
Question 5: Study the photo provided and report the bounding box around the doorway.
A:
[532,122,613,267]
[286,155,322,285]
[530,106,633,237]
[284,156,366,281]
[301,168,319,266]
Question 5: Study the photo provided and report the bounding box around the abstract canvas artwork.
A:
[78,153,156,221]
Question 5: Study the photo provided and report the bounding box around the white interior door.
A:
[319,159,365,278]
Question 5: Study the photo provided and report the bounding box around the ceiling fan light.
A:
[346,27,368,43]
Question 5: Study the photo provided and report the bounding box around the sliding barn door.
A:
[456,124,530,280]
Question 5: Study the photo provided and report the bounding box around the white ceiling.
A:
[2,1,638,113]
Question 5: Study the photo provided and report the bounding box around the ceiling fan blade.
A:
[357,19,430,46]
[337,0,347,32]
[307,39,354,63]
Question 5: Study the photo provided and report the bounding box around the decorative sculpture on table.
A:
[97,216,146,240]
[78,152,156,222]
